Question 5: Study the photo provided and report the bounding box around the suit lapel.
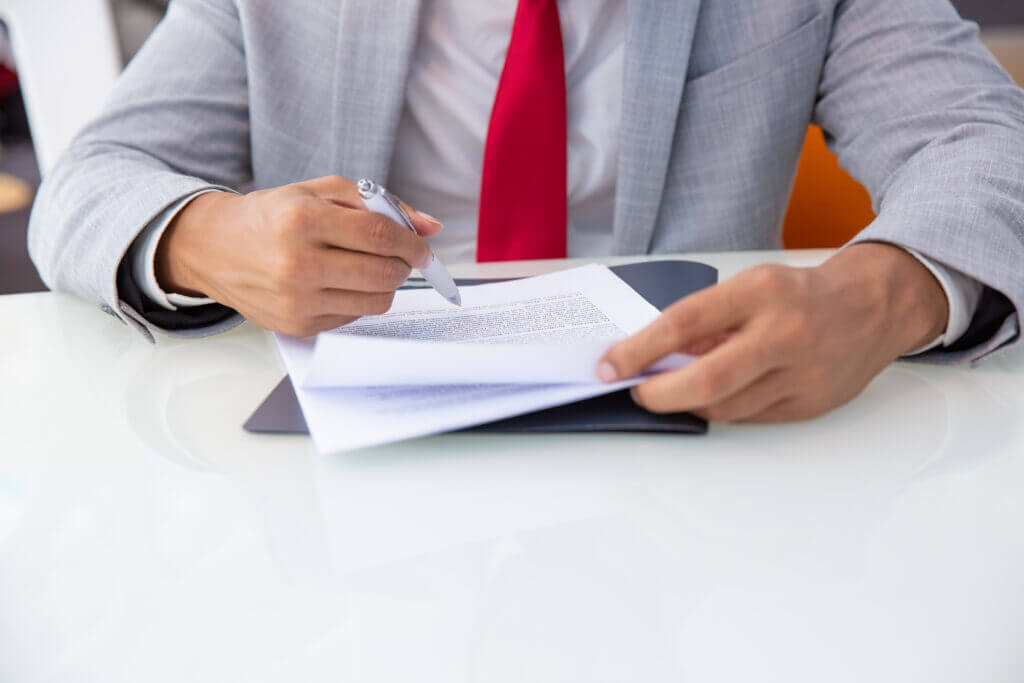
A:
[612,0,702,255]
[330,0,423,184]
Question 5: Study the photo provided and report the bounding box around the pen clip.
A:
[380,187,417,233]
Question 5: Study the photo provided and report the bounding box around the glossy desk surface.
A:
[2,250,1023,682]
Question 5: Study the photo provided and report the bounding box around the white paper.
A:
[304,337,611,386]
[302,264,687,386]
[274,265,691,453]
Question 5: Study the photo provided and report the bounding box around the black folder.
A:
[244,260,718,436]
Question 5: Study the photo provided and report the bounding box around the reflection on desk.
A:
[1,250,1023,682]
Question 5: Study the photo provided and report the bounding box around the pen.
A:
[357,179,462,306]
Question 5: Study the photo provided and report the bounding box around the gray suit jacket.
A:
[28,0,1024,362]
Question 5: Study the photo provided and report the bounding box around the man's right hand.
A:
[155,175,443,336]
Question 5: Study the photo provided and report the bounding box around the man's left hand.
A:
[598,243,950,422]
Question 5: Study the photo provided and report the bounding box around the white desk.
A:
[2,250,1023,682]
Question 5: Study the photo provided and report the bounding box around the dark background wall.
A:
[953,0,1024,26]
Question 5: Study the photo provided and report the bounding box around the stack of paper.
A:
[274,264,690,453]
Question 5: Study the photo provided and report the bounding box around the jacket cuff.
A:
[128,189,221,311]
[900,248,983,355]
[97,178,244,342]
[848,216,1021,365]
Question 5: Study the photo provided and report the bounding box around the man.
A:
[28,0,1024,423]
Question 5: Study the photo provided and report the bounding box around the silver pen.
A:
[357,179,462,306]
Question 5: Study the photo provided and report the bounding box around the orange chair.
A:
[783,125,875,249]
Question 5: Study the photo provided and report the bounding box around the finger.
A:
[313,206,433,269]
[312,314,360,332]
[691,368,795,422]
[739,397,821,424]
[312,250,412,293]
[740,382,866,423]
[600,281,753,382]
[389,194,444,237]
[302,175,444,237]
[299,175,365,209]
[683,332,731,356]
[409,209,444,237]
[310,288,397,318]
[630,329,778,414]
[275,288,397,329]
[266,313,362,338]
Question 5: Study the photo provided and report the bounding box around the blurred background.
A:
[0,0,1021,296]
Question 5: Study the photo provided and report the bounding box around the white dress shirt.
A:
[130,0,981,350]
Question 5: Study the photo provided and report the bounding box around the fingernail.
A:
[596,361,618,383]
[418,211,442,228]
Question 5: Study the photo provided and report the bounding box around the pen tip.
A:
[448,292,462,306]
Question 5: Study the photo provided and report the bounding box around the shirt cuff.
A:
[902,248,984,355]
[129,190,220,310]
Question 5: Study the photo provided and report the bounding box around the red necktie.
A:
[477,0,567,262]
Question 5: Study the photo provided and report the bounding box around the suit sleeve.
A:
[28,0,250,341]
[813,0,1024,364]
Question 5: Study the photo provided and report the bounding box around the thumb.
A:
[381,188,444,237]
[408,207,444,237]
[301,176,444,238]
